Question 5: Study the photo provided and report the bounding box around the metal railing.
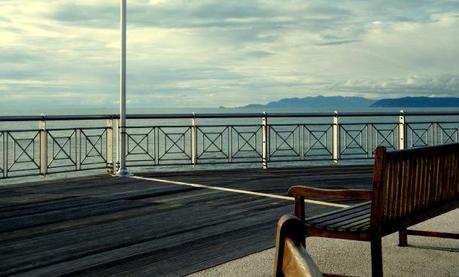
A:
[0,115,115,179]
[0,111,458,179]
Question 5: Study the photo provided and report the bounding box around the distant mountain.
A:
[371,97,459,107]
[240,96,374,109]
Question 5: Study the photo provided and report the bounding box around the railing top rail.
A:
[0,114,117,122]
[126,111,459,118]
[0,110,458,121]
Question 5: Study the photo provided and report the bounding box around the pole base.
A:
[115,168,132,177]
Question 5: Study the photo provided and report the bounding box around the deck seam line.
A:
[130,176,349,208]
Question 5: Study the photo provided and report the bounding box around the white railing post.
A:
[399,110,405,150]
[228,126,233,163]
[299,124,304,160]
[432,122,438,146]
[262,112,268,169]
[39,115,48,175]
[106,118,114,174]
[115,118,120,172]
[191,113,197,166]
[76,127,81,171]
[332,111,340,162]
[2,131,7,178]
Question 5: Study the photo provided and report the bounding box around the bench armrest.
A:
[274,214,323,277]
[288,185,373,200]
[288,186,373,222]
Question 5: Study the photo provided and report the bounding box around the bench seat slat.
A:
[309,213,371,232]
[347,218,373,232]
[305,202,371,232]
[310,207,370,226]
[336,215,371,232]
[305,201,370,223]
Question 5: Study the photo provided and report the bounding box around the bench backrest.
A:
[372,143,459,227]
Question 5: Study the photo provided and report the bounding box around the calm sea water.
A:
[0,106,457,185]
[0,105,456,131]
[0,105,456,116]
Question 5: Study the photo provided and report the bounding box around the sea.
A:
[0,106,458,185]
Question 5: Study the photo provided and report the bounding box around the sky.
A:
[1,0,459,108]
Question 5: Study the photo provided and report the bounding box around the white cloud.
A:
[0,0,458,108]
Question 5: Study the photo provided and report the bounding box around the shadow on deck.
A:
[0,165,374,276]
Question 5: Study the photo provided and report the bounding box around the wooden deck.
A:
[0,165,373,276]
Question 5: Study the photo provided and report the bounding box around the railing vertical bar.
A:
[399,110,406,150]
[0,132,2,178]
[77,129,81,171]
[307,128,311,160]
[439,125,443,144]
[106,119,114,174]
[228,126,233,163]
[2,132,6,178]
[39,116,48,176]
[261,112,268,169]
[155,127,159,165]
[432,123,437,146]
[367,124,371,158]
[5,132,8,178]
[115,119,120,171]
[332,111,339,162]
[299,124,304,160]
[69,129,74,171]
[268,123,271,163]
[191,113,197,166]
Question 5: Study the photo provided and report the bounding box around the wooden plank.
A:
[305,201,369,222]
[0,199,152,233]
[0,165,374,276]
[1,202,291,275]
[21,220,278,277]
[311,207,370,227]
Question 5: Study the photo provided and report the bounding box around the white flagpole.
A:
[117,0,130,176]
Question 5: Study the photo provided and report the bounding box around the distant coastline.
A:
[228,96,459,109]
[370,96,459,107]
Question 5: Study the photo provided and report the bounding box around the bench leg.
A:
[399,227,408,247]
[370,237,383,277]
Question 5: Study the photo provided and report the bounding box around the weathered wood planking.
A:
[0,165,373,276]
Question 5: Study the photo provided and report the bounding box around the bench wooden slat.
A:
[325,214,371,232]
[381,145,459,224]
[306,202,371,232]
[348,218,373,232]
[305,202,370,224]
[340,216,371,232]
[312,206,370,226]
[309,206,370,227]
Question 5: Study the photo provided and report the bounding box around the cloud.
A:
[0,0,458,109]
[337,75,459,98]
[315,39,360,46]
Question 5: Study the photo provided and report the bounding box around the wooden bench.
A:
[281,143,459,277]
